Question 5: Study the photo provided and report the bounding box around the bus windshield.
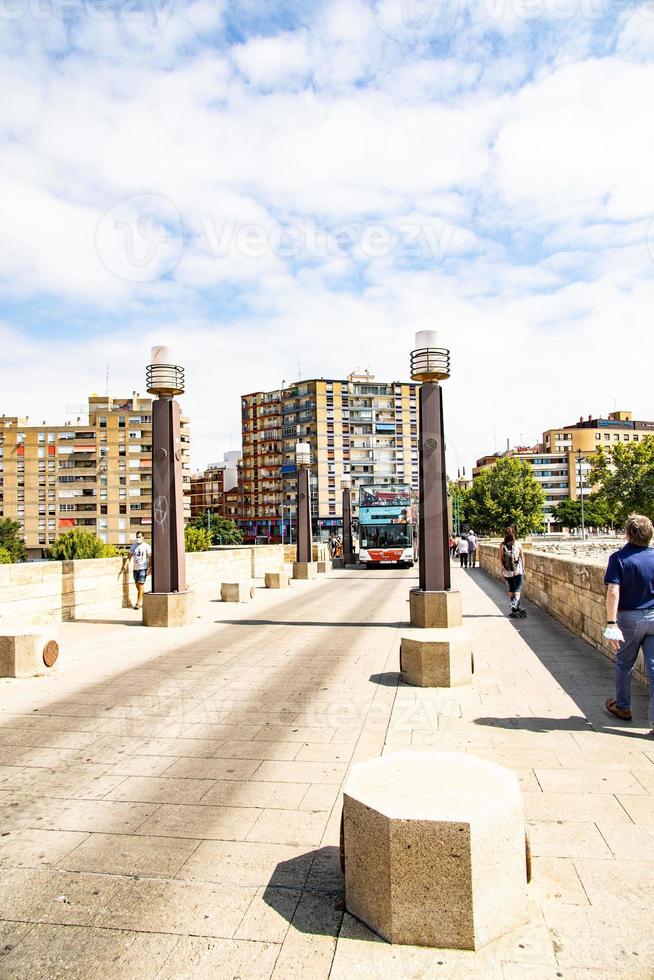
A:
[360,524,413,549]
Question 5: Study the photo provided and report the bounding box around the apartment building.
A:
[471,410,654,529]
[0,394,190,559]
[240,372,419,541]
[190,452,242,520]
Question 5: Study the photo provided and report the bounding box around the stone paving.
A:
[0,564,653,978]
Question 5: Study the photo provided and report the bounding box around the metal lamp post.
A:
[296,442,312,564]
[411,330,451,593]
[341,473,353,565]
[142,346,194,626]
[577,449,586,540]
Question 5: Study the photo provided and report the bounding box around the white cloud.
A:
[0,1,653,476]
[232,32,312,87]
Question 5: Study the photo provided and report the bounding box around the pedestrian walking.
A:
[448,534,455,558]
[127,530,151,610]
[467,530,478,568]
[457,534,469,568]
[450,535,459,559]
[603,515,654,737]
[499,527,526,617]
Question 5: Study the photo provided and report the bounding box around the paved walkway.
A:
[0,565,653,978]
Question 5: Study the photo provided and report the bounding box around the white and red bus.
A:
[357,484,417,568]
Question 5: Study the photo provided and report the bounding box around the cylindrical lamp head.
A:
[341,474,352,490]
[295,442,311,467]
[410,330,450,382]
[146,345,185,396]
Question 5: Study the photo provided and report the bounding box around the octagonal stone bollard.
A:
[221,581,256,603]
[265,571,291,589]
[0,628,60,678]
[342,751,529,950]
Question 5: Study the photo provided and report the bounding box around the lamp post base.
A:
[292,562,318,580]
[143,591,196,628]
[409,589,462,629]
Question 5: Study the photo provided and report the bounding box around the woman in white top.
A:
[457,534,469,568]
[498,527,525,613]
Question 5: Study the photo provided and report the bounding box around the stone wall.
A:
[0,545,285,627]
[478,542,647,688]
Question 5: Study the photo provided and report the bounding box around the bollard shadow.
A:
[263,845,350,940]
[369,671,402,687]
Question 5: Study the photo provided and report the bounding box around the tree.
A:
[0,518,28,562]
[184,526,213,552]
[551,498,581,529]
[189,511,243,546]
[462,457,545,536]
[0,547,12,564]
[551,495,615,530]
[589,436,654,525]
[45,529,117,561]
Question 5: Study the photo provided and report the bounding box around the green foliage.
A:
[551,495,615,530]
[45,529,116,561]
[0,547,12,564]
[0,518,27,562]
[551,498,582,529]
[462,457,545,536]
[184,525,213,552]
[589,437,654,525]
[189,511,243,545]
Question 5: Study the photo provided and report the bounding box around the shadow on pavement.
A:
[70,618,143,627]
[264,846,349,939]
[369,672,402,687]
[472,569,652,737]
[216,620,406,628]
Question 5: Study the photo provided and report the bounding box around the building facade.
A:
[471,410,653,529]
[190,453,242,521]
[0,394,190,559]
[240,372,419,541]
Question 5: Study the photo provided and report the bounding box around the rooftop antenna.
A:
[105,364,109,397]
[297,362,301,380]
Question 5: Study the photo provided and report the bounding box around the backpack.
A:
[501,543,519,572]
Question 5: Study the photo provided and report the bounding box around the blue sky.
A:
[1,0,654,470]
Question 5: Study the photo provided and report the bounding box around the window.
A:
[595,433,601,441]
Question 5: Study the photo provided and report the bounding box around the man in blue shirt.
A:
[603,515,654,736]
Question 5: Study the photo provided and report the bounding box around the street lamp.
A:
[142,345,194,626]
[341,473,353,564]
[295,442,312,564]
[576,449,586,540]
[410,330,451,593]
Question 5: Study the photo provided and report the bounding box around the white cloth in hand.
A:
[603,624,624,643]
